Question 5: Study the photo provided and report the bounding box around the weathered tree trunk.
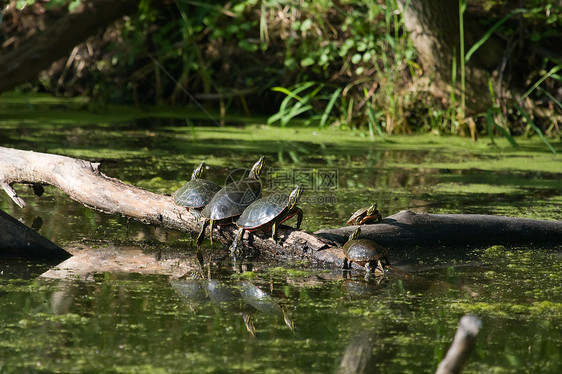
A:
[397,0,505,114]
[1,147,561,270]
[0,0,138,94]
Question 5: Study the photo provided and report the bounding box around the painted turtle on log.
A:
[196,157,265,246]
[347,203,382,225]
[229,185,304,254]
[342,227,389,274]
[173,162,221,219]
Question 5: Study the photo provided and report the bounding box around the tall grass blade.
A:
[514,102,557,154]
[320,88,342,128]
[269,82,318,125]
[271,87,303,101]
[485,109,496,144]
[465,8,527,63]
[367,105,386,138]
[282,105,313,127]
[486,109,517,147]
[495,111,518,147]
[537,86,562,111]
[521,64,562,100]
[459,0,466,110]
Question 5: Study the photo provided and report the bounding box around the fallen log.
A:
[315,210,562,248]
[0,208,71,260]
[1,146,561,270]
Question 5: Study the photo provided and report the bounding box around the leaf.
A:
[319,88,342,128]
[514,101,556,154]
[465,8,527,63]
[521,64,562,100]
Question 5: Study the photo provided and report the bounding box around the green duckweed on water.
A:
[1,98,561,373]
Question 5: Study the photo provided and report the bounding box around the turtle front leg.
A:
[229,228,245,255]
[342,258,349,270]
[196,219,210,247]
[375,259,385,275]
[272,222,279,243]
[295,208,303,230]
[209,219,215,245]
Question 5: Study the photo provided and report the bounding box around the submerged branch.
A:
[1,146,561,269]
[436,315,482,374]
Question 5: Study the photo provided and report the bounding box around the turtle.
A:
[173,161,221,219]
[346,203,382,225]
[342,227,389,274]
[229,185,304,254]
[196,157,265,246]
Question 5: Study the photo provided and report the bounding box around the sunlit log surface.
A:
[1,146,561,269]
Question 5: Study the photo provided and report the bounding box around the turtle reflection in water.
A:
[347,203,382,225]
[205,279,257,337]
[342,227,390,275]
[170,276,294,336]
[169,274,207,313]
[239,281,294,332]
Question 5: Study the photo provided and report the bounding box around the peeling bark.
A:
[1,146,561,270]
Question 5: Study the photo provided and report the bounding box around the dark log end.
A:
[0,209,72,261]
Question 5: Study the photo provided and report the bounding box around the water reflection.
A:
[170,275,295,337]
[337,332,377,374]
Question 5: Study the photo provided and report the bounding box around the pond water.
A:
[0,108,561,373]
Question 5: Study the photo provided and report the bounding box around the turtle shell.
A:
[236,193,289,230]
[343,239,388,264]
[173,179,221,209]
[347,207,369,225]
[347,206,381,225]
[202,178,262,221]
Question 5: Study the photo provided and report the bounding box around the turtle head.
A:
[349,227,361,241]
[366,203,378,216]
[191,162,206,180]
[287,185,304,209]
[249,156,265,179]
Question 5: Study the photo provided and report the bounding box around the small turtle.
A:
[173,162,221,219]
[342,227,389,274]
[229,185,303,254]
[196,157,265,246]
[347,203,382,225]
